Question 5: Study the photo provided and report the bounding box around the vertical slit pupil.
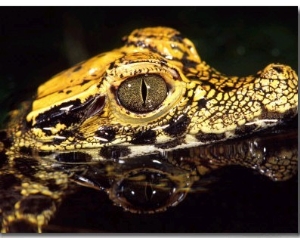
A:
[145,183,153,201]
[141,79,148,105]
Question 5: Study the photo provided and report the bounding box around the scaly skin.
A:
[0,27,298,232]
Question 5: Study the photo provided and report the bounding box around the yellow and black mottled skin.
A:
[0,27,298,232]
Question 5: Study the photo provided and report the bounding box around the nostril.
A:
[272,65,283,73]
[259,64,290,80]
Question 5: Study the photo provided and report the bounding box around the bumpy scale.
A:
[0,27,298,232]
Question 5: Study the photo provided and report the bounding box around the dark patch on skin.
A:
[180,59,198,75]
[13,157,38,177]
[197,98,207,109]
[110,86,118,102]
[19,194,54,215]
[222,85,234,92]
[195,133,226,143]
[80,79,91,86]
[272,65,284,74]
[52,137,66,145]
[95,126,116,143]
[131,130,156,145]
[66,90,72,94]
[132,32,141,38]
[159,59,168,67]
[42,141,58,147]
[34,98,82,128]
[155,138,184,149]
[235,124,257,136]
[75,132,86,141]
[0,174,21,190]
[50,130,85,147]
[108,61,116,70]
[164,114,191,137]
[33,95,105,129]
[58,129,81,140]
[38,151,54,157]
[182,58,199,71]
[84,95,106,118]
[96,73,107,89]
[41,128,53,136]
[260,106,296,121]
[19,146,32,156]
[132,31,141,39]
[99,146,131,160]
[280,108,298,121]
[55,152,92,163]
[73,65,82,72]
[6,219,38,233]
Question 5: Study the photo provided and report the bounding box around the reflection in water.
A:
[110,167,189,213]
[56,125,297,214]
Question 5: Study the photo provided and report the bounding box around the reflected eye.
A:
[117,74,168,113]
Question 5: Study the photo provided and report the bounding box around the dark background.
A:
[0,7,298,118]
[0,7,298,233]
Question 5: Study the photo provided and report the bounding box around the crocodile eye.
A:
[117,74,168,113]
